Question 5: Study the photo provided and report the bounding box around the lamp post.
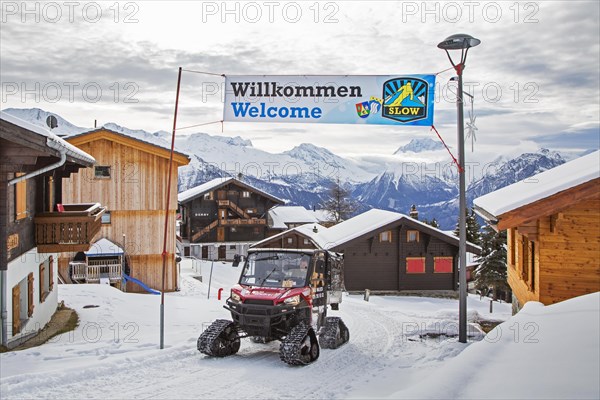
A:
[438,34,480,344]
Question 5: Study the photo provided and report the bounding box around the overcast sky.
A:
[1,1,599,165]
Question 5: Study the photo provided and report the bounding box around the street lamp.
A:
[438,34,480,344]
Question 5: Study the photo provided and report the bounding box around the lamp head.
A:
[438,34,481,50]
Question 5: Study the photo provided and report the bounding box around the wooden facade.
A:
[499,180,599,309]
[474,151,600,312]
[60,128,189,293]
[179,178,283,249]
[253,212,481,292]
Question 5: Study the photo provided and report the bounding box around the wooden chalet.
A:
[1,113,103,347]
[253,209,481,292]
[474,150,600,313]
[60,127,190,293]
[178,177,283,260]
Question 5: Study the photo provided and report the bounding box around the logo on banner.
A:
[382,77,429,123]
[355,96,382,119]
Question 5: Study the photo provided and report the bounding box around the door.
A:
[218,245,227,260]
[12,285,20,335]
[202,246,208,259]
[217,227,225,242]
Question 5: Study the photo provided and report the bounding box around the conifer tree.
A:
[454,207,482,245]
[474,224,509,301]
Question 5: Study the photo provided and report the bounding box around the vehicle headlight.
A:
[284,295,300,306]
[231,291,241,303]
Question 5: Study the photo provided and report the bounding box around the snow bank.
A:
[391,292,600,399]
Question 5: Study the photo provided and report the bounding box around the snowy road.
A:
[1,260,511,399]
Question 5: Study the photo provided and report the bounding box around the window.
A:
[246,208,256,214]
[303,238,310,245]
[508,228,516,269]
[406,257,425,273]
[15,172,27,220]
[204,192,212,200]
[242,191,251,198]
[407,230,419,243]
[287,238,294,244]
[253,227,260,235]
[434,257,453,273]
[379,231,392,242]
[101,211,111,224]
[230,227,237,233]
[94,166,111,179]
[39,256,53,302]
[229,245,236,250]
[521,236,529,282]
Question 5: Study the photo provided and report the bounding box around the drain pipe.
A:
[3,139,68,347]
[1,270,6,347]
[8,140,67,186]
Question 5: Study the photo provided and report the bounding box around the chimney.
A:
[409,204,419,220]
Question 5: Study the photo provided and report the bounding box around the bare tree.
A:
[322,177,358,224]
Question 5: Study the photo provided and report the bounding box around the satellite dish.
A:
[46,115,58,129]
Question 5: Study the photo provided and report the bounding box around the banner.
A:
[223,75,436,126]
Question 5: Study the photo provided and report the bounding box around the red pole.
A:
[218,288,223,300]
[160,67,183,349]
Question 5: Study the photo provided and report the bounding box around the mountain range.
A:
[2,107,582,229]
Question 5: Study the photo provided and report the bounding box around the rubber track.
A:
[197,319,240,357]
[319,317,350,349]
[279,323,317,366]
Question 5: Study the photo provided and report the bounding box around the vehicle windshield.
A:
[239,252,312,288]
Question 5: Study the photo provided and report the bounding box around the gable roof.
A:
[474,150,600,220]
[1,112,95,166]
[268,206,319,229]
[178,177,284,204]
[252,208,481,254]
[66,127,190,165]
[85,238,124,257]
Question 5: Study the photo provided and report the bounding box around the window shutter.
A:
[12,284,21,335]
[49,256,54,292]
[15,173,27,220]
[406,257,426,273]
[39,262,45,300]
[434,257,453,273]
[28,273,34,317]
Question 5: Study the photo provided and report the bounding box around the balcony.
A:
[35,203,106,253]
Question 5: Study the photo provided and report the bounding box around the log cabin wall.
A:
[508,198,600,309]
[61,133,186,292]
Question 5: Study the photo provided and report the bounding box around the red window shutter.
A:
[28,273,34,317]
[434,257,453,273]
[406,257,425,273]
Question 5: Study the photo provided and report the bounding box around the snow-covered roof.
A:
[85,238,124,257]
[253,208,480,253]
[0,112,95,166]
[268,206,319,229]
[318,209,404,249]
[66,126,190,161]
[178,177,284,204]
[474,150,600,217]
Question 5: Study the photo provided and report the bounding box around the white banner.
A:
[223,75,436,126]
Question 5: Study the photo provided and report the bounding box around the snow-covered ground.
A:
[1,260,597,399]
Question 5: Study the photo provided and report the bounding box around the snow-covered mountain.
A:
[1,107,85,136]
[394,138,445,154]
[2,108,580,229]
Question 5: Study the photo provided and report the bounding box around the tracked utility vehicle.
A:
[197,248,349,365]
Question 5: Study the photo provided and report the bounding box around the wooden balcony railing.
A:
[35,203,106,253]
[220,218,266,226]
